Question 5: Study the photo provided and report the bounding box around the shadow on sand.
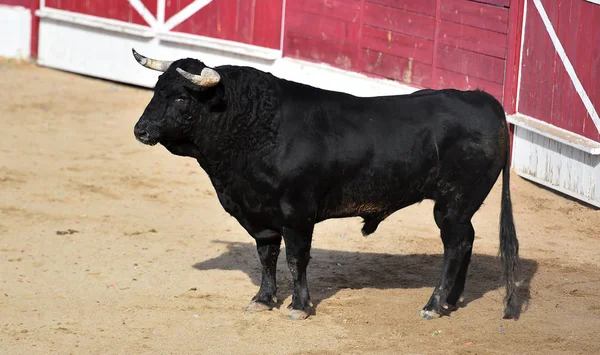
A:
[193,240,537,318]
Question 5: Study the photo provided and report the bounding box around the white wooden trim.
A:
[163,0,213,31]
[507,113,600,154]
[532,0,600,134]
[36,8,155,37]
[157,30,282,61]
[156,0,166,26]
[584,0,600,5]
[515,0,527,111]
[280,0,287,50]
[127,0,158,29]
[515,171,600,208]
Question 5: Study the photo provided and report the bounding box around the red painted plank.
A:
[364,2,436,40]
[474,0,511,7]
[236,0,255,45]
[286,11,360,44]
[440,0,509,34]
[552,0,582,133]
[438,19,508,59]
[44,0,148,25]
[582,2,600,141]
[361,49,433,87]
[172,2,222,40]
[253,0,283,49]
[366,0,437,16]
[431,0,442,90]
[503,0,524,112]
[283,32,358,71]
[517,0,556,128]
[287,0,361,23]
[213,0,238,41]
[171,0,282,49]
[361,25,434,65]
[0,0,33,6]
[436,43,506,84]
[540,0,560,130]
[141,0,157,17]
[576,0,594,136]
[165,0,194,21]
[436,68,504,101]
[171,0,237,44]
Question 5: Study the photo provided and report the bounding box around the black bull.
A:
[131,49,520,320]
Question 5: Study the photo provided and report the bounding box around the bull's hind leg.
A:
[246,235,282,312]
[421,159,500,319]
[433,203,476,312]
[445,223,475,309]
[419,214,474,320]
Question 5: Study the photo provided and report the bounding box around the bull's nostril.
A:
[134,126,149,140]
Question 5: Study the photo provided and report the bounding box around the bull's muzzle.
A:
[134,122,158,146]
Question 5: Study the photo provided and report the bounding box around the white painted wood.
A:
[156,0,166,26]
[585,0,600,5]
[532,0,600,133]
[0,5,31,59]
[513,125,600,207]
[36,18,416,97]
[280,0,287,50]
[507,113,600,154]
[36,8,155,37]
[157,30,282,61]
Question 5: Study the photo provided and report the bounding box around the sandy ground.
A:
[1,59,600,355]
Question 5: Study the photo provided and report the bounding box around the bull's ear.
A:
[176,67,221,87]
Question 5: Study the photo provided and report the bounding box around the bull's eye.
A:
[174,97,186,103]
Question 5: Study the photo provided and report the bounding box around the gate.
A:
[509,0,600,206]
[35,0,284,87]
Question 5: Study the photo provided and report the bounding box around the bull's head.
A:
[131,49,221,153]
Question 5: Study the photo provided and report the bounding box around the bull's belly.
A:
[315,182,428,222]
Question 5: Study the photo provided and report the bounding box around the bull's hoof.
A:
[245,301,275,312]
[442,303,459,313]
[418,309,441,320]
[245,296,278,312]
[287,309,310,320]
[286,301,313,320]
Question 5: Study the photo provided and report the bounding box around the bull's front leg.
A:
[246,235,282,312]
[282,225,314,320]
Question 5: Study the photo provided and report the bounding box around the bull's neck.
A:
[194,70,280,177]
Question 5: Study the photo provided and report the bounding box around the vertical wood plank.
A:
[252,0,283,49]
[503,0,525,113]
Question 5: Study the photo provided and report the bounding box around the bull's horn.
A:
[132,48,173,72]
[176,67,221,87]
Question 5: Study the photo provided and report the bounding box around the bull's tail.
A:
[499,140,520,319]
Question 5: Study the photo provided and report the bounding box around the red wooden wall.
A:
[44,0,155,26]
[518,0,600,141]
[167,0,283,50]
[284,0,515,105]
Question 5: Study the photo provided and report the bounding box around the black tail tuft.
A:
[499,140,521,320]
